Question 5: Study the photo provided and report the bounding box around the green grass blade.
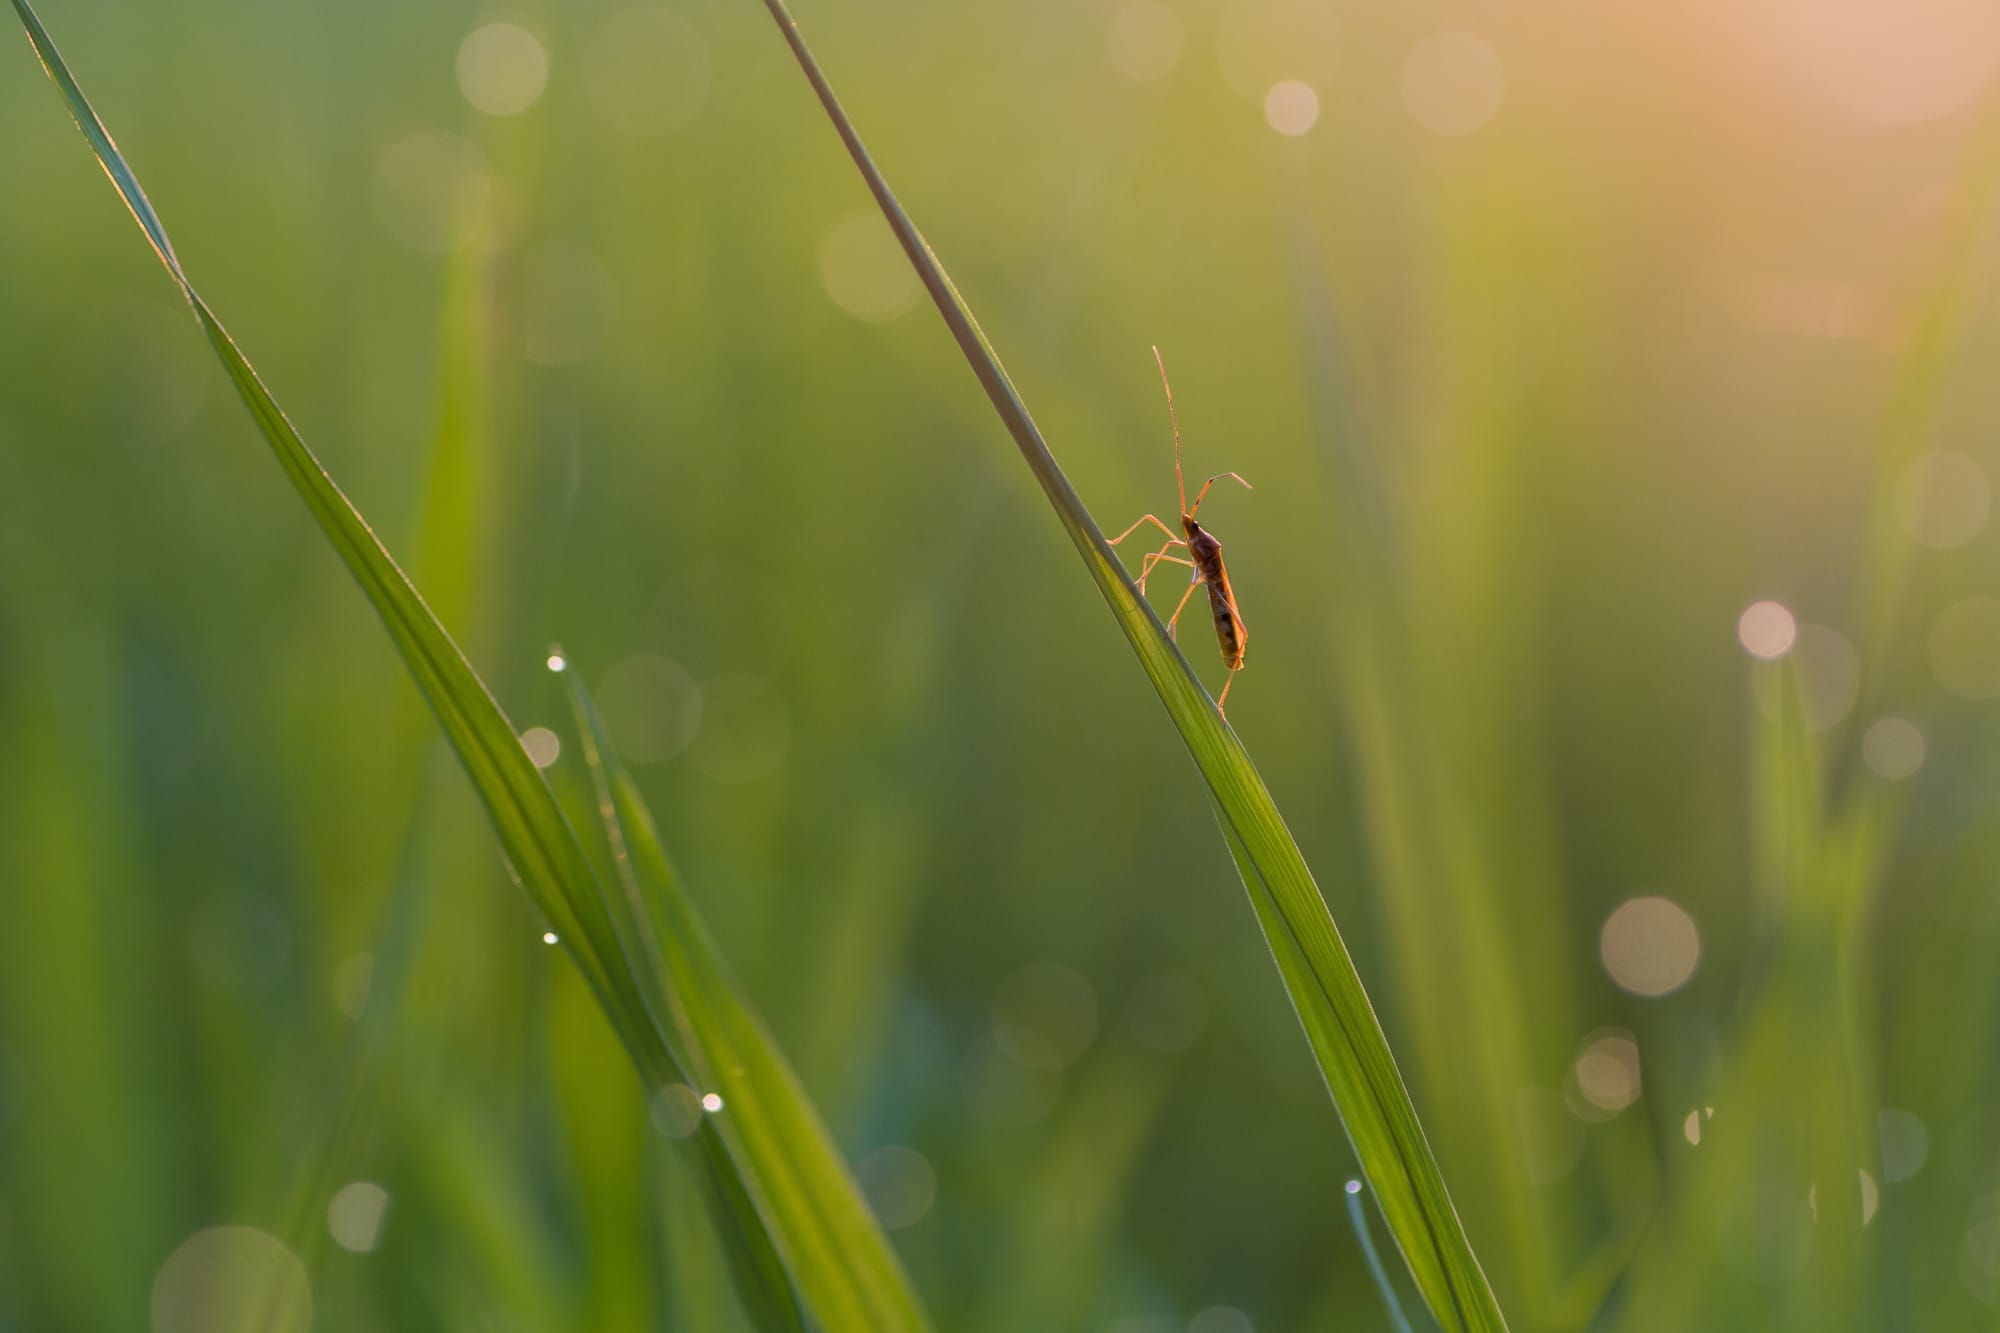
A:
[752,4,1506,1328]
[9,0,618,1018]
[8,5,923,1327]
[560,664,934,1333]
[1345,1179,1418,1333]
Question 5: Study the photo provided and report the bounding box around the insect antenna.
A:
[1152,344,1186,517]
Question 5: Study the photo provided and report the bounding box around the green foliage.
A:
[752,2,1503,1327]
[8,0,2000,1329]
[7,2,926,1327]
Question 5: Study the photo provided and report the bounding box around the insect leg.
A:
[1165,579,1203,642]
[1137,545,1196,594]
[1186,472,1252,517]
[1108,513,1181,547]
[1217,668,1239,716]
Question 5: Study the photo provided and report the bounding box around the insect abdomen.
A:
[1185,522,1246,671]
[1206,574,1246,669]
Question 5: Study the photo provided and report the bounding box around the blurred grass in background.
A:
[4,0,2000,1328]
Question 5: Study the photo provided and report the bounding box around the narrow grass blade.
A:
[8,5,924,1328]
[752,4,1506,1328]
[1346,1179,1417,1333]
[9,0,623,1023]
[561,664,934,1333]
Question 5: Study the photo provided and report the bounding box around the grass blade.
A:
[10,0,615,1019]
[8,4,927,1327]
[560,662,934,1333]
[1346,1179,1418,1333]
[752,3,1506,1327]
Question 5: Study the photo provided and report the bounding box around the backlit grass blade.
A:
[752,3,1506,1328]
[8,4,926,1328]
[8,0,615,1019]
[560,662,934,1333]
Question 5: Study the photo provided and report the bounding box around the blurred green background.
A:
[5,0,2000,1327]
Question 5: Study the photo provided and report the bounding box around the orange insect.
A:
[1108,347,1252,714]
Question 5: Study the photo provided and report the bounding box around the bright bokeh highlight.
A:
[1738,601,1798,659]
[1601,897,1701,997]
[457,22,548,117]
[1263,81,1320,136]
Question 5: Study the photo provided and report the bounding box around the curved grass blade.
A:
[7,5,926,1328]
[560,662,933,1333]
[752,3,1506,1328]
[1346,1179,1418,1333]
[9,0,619,1027]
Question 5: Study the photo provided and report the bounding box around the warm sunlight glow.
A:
[1107,1,1185,81]
[1745,0,2000,125]
[1737,600,1798,659]
[1263,80,1320,135]
[1402,31,1504,137]
[1215,0,1341,103]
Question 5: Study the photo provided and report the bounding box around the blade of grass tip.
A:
[7,0,627,1025]
[752,3,1505,1329]
[8,6,825,1327]
[1347,1179,1418,1333]
[561,663,934,1333]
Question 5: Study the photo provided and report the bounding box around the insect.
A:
[1108,347,1252,714]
